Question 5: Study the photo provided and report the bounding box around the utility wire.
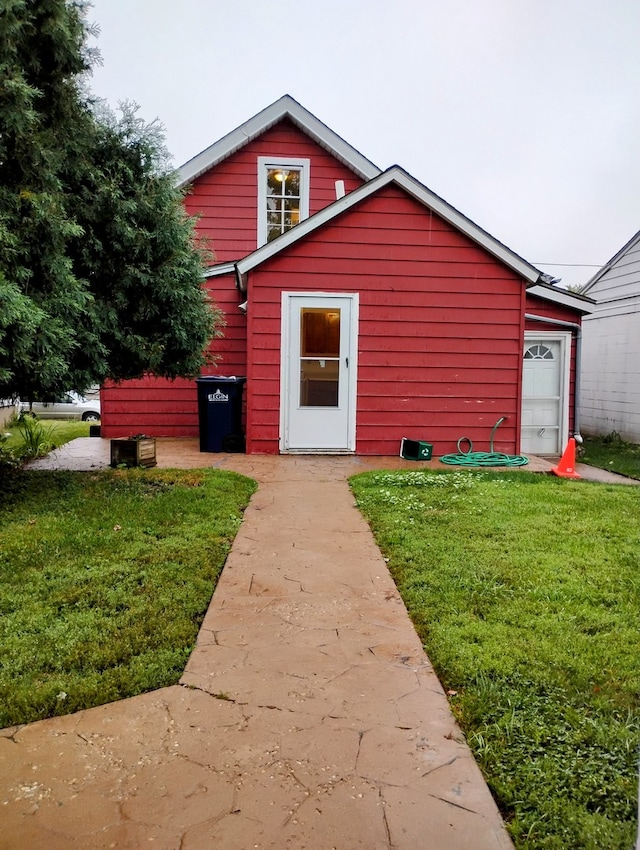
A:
[534,262,603,268]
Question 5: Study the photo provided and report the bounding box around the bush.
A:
[16,415,55,459]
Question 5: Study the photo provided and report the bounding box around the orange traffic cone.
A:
[551,438,581,479]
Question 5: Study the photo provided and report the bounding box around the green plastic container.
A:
[400,438,433,461]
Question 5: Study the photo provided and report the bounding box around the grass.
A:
[581,433,640,480]
[2,418,92,462]
[0,467,256,728]
[350,469,640,850]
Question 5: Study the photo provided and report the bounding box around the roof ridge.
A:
[581,227,640,293]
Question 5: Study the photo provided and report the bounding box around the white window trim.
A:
[257,156,310,247]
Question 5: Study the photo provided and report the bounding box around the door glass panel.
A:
[301,308,340,356]
[300,308,340,407]
[300,359,339,406]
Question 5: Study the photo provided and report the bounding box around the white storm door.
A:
[521,333,570,454]
[281,293,358,452]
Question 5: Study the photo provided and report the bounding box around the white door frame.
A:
[522,330,571,454]
[280,292,358,453]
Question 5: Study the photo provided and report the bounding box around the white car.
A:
[19,392,101,422]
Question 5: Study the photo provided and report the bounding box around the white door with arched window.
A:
[521,332,571,455]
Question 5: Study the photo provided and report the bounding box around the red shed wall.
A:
[245,185,526,455]
[183,119,366,263]
[524,292,583,437]
[100,273,245,438]
[524,293,583,326]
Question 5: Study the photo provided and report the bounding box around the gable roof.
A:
[178,94,381,188]
[194,99,591,314]
[581,227,640,295]
[216,165,543,288]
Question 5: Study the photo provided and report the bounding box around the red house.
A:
[101,96,593,456]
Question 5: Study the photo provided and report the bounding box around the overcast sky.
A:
[87,0,640,290]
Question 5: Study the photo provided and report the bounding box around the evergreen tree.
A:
[0,0,219,400]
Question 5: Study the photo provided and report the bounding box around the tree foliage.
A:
[0,0,219,400]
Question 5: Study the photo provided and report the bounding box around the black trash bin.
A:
[196,376,246,452]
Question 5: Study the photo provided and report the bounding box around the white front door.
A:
[281,293,358,452]
[521,332,571,455]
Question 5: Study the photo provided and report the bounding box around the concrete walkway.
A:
[1,440,634,849]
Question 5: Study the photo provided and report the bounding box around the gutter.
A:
[525,313,583,439]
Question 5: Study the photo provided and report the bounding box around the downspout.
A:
[234,264,248,312]
[234,264,247,293]
[525,313,582,439]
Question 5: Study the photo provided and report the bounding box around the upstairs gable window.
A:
[257,157,310,246]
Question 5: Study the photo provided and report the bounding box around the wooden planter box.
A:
[110,437,157,468]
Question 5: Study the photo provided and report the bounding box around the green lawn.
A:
[581,433,640,480]
[350,469,640,850]
[0,468,256,728]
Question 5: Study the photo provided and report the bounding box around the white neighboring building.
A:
[580,229,640,442]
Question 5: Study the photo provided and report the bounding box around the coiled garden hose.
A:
[440,417,529,467]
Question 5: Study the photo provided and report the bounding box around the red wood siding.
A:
[524,293,583,326]
[101,272,245,438]
[183,119,366,263]
[245,185,525,455]
[102,118,363,439]
[101,105,587,453]
[101,375,198,437]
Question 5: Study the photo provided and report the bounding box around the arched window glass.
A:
[524,344,554,361]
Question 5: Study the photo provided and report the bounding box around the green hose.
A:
[440,417,529,467]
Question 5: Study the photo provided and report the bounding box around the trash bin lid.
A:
[196,376,246,383]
